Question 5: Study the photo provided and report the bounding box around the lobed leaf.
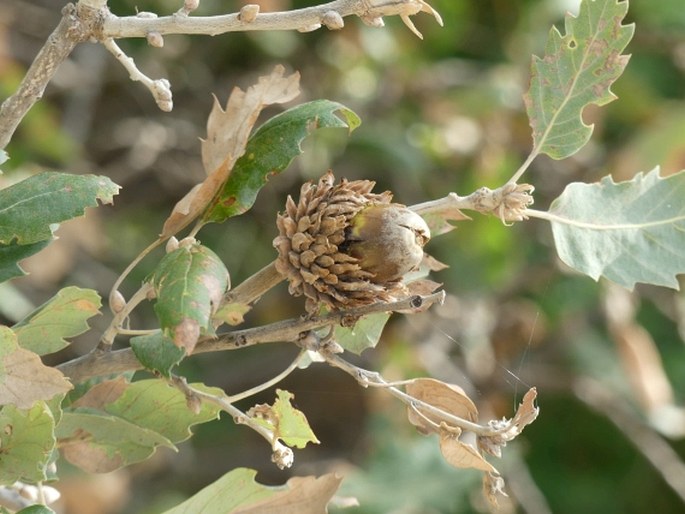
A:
[201,65,301,176]
[56,410,174,473]
[0,172,119,245]
[524,0,634,159]
[249,389,319,449]
[72,378,223,443]
[161,468,342,514]
[0,239,50,283]
[161,65,300,237]
[405,378,478,435]
[271,389,320,449]
[203,100,361,223]
[57,377,223,474]
[151,242,230,353]
[103,379,222,443]
[439,429,497,473]
[0,402,56,485]
[549,168,685,289]
[0,327,72,409]
[12,286,101,355]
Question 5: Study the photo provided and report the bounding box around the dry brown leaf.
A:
[406,378,478,434]
[0,346,73,408]
[61,439,123,474]
[173,318,201,354]
[478,387,539,458]
[235,473,343,514]
[201,65,301,175]
[405,279,443,297]
[72,377,129,409]
[439,426,498,473]
[421,253,449,272]
[509,387,539,432]
[416,204,471,237]
[161,65,301,237]
[611,321,674,413]
[482,472,508,510]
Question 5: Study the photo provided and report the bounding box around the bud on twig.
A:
[146,31,164,48]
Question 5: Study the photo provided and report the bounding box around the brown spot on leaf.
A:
[173,318,201,354]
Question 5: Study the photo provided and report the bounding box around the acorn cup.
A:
[273,171,430,313]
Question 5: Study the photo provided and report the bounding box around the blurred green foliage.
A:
[2,0,685,512]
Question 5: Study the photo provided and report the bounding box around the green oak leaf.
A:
[16,507,56,514]
[524,0,634,159]
[56,410,174,473]
[334,312,391,355]
[161,468,342,514]
[203,100,361,222]
[12,286,101,355]
[549,168,685,289]
[57,378,222,473]
[130,331,186,377]
[0,402,56,485]
[250,389,319,450]
[105,379,222,443]
[0,239,50,283]
[151,242,229,353]
[0,172,119,245]
[271,389,320,449]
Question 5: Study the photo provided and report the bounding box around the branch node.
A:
[474,183,535,225]
[104,38,174,111]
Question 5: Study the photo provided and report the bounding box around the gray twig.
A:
[57,291,445,383]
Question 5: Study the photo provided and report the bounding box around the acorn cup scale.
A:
[273,171,431,313]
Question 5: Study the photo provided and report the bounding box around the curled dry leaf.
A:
[483,472,508,510]
[421,253,449,272]
[411,195,471,237]
[161,65,301,237]
[439,425,497,473]
[405,378,478,434]
[478,387,539,458]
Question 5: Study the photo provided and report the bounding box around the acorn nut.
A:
[273,171,431,313]
[345,204,430,283]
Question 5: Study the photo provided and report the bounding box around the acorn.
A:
[273,171,430,313]
[345,203,430,284]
